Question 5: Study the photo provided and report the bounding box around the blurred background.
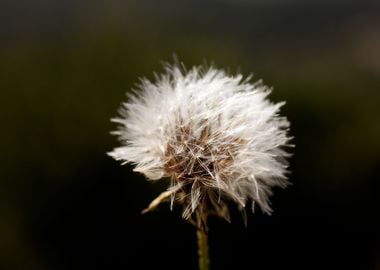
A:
[1,0,379,269]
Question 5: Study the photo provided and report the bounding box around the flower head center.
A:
[164,120,242,187]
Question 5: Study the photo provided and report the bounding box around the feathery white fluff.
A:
[109,63,292,222]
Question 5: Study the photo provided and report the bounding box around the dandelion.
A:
[108,62,292,270]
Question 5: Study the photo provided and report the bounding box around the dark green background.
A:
[1,1,379,269]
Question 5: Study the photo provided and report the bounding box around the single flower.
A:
[109,63,292,228]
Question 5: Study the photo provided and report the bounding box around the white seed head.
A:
[109,63,292,223]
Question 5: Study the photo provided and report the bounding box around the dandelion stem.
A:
[196,215,210,270]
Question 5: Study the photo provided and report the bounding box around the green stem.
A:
[196,223,210,270]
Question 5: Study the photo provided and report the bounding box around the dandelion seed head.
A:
[109,63,292,223]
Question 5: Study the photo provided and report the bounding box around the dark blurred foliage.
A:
[1,0,380,269]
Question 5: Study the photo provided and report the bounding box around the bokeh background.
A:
[1,0,380,269]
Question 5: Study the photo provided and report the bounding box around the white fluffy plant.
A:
[109,62,292,270]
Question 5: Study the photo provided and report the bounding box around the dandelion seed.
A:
[108,62,292,229]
